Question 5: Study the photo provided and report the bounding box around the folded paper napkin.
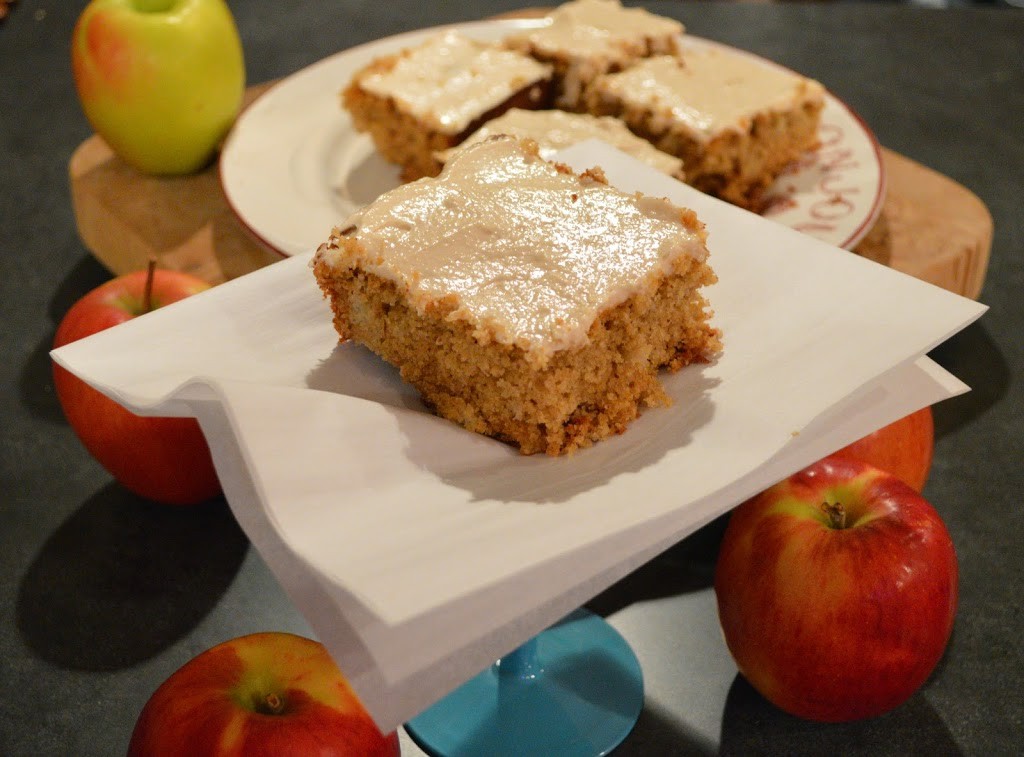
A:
[52,142,985,731]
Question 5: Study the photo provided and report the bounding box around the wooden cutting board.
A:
[68,83,992,298]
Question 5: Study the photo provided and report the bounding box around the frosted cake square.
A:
[505,0,683,111]
[435,108,684,179]
[586,49,825,210]
[342,31,554,181]
[312,137,719,455]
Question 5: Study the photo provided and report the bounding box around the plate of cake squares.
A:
[221,0,885,258]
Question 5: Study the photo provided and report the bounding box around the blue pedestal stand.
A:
[405,609,644,756]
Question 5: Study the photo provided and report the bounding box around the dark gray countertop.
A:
[2,1,1022,754]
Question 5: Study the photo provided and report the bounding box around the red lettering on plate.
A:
[811,193,857,220]
[820,173,860,196]
[765,116,869,236]
[818,123,844,148]
[792,221,841,234]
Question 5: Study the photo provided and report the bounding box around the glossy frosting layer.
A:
[318,137,707,360]
[518,0,683,58]
[357,31,551,134]
[438,108,683,176]
[597,50,825,140]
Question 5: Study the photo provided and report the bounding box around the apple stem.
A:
[257,692,286,716]
[142,258,156,314]
[821,501,847,530]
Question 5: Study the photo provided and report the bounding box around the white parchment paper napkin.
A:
[52,143,985,730]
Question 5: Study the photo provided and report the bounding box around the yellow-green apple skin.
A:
[71,0,245,175]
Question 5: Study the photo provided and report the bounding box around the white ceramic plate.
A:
[221,19,885,255]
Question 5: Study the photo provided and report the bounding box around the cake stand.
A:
[405,609,643,756]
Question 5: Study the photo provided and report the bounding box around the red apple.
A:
[832,405,934,491]
[52,265,221,505]
[127,632,400,756]
[714,456,958,722]
[71,0,245,175]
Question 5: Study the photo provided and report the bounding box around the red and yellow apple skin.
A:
[833,405,934,492]
[52,268,221,506]
[714,456,958,722]
[71,0,245,175]
[127,633,401,757]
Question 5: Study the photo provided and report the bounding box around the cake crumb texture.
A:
[312,137,720,455]
[343,31,554,180]
[586,51,824,210]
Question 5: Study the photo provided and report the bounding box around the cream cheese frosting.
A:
[437,108,683,176]
[596,50,825,141]
[356,31,551,135]
[317,137,707,360]
[506,0,683,109]
[516,0,684,59]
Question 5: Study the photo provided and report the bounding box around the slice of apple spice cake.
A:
[312,136,720,455]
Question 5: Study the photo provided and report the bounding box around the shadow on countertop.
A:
[718,674,962,756]
[587,513,729,618]
[927,319,1010,441]
[16,485,248,671]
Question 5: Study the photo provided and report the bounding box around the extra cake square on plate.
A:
[435,108,684,179]
[342,30,554,181]
[505,0,684,111]
[586,49,825,210]
[311,136,720,455]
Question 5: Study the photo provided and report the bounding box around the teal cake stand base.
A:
[405,609,644,756]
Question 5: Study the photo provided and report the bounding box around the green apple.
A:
[71,0,245,175]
